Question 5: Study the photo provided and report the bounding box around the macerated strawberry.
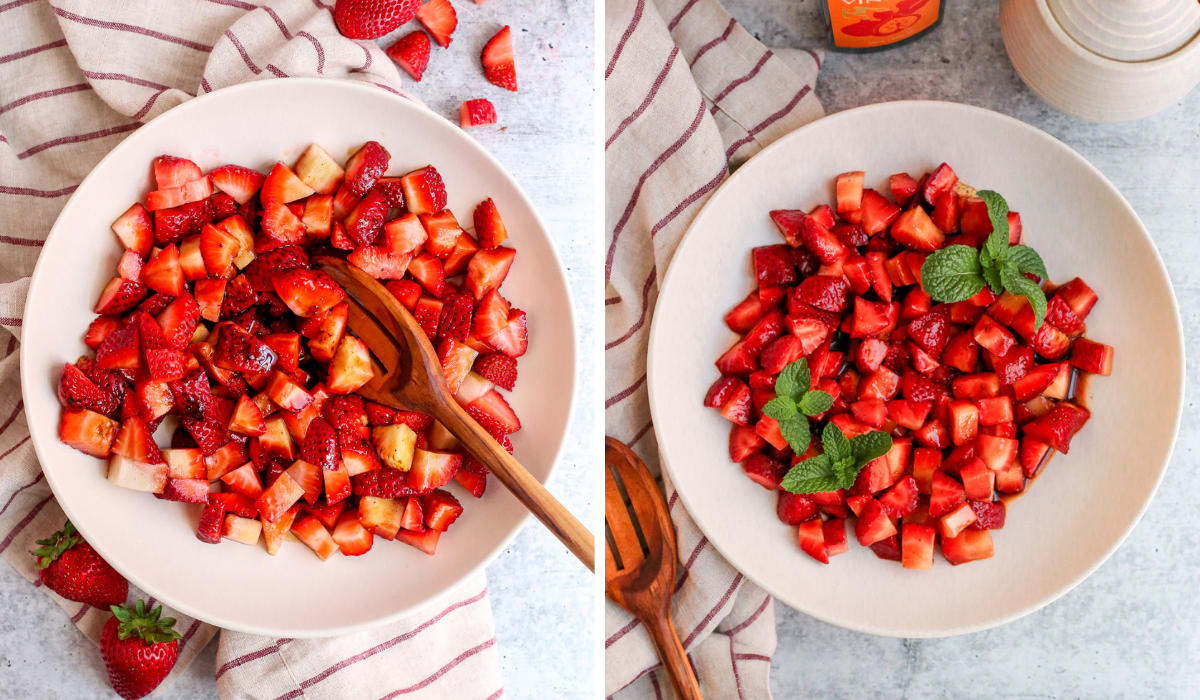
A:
[215,323,277,375]
[443,233,479,280]
[472,353,517,391]
[112,203,155,256]
[460,98,497,129]
[481,26,516,91]
[147,176,212,212]
[155,199,213,246]
[1070,337,1113,376]
[271,268,346,318]
[58,410,118,461]
[348,247,409,282]
[399,166,446,216]
[465,247,514,300]
[327,335,374,394]
[387,30,431,81]
[209,164,265,205]
[416,0,457,47]
[344,190,388,247]
[334,0,420,39]
[343,141,390,197]
[243,244,308,293]
[94,277,150,317]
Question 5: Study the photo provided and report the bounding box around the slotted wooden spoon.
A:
[314,256,594,571]
[605,437,703,699]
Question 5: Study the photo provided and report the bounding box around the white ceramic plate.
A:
[647,101,1183,637]
[21,79,576,637]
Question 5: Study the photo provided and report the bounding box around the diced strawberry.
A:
[742,453,786,490]
[889,172,919,207]
[421,490,463,531]
[973,314,1014,357]
[890,206,944,252]
[112,203,155,256]
[796,519,828,564]
[485,308,528,358]
[260,201,306,243]
[928,471,964,517]
[443,231,481,278]
[877,475,919,518]
[417,0,457,47]
[327,335,375,394]
[259,162,313,205]
[341,141,390,198]
[1070,338,1113,376]
[383,214,427,257]
[921,163,958,205]
[146,177,212,211]
[347,246,412,280]
[410,252,447,298]
[271,268,345,318]
[395,527,440,554]
[854,499,897,546]
[1022,402,1089,453]
[385,280,424,311]
[438,339,478,395]
[1054,278,1098,319]
[993,345,1035,385]
[465,247,515,300]
[195,500,226,544]
[215,324,278,374]
[460,98,498,129]
[413,296,443,339]
[835,171,864,212]
[481,25,516,90]
[59,409,120,458]
[931,190,959,233]
[303,302,348,363]
[859,189,900,236]
[291,516,339,560]
[408,449,461,492]
[908,306,951,356]
[400,166,447,216]
[941,529,994,565]
[823,518,848,556]
[328,510,373,556]
[901,524,936,570]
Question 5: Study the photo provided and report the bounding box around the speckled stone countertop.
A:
[720,1,1200,697]
[0,1,595,697]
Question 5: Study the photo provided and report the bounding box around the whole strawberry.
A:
[100,600,182,700]
[31,521,128,608]
[334,0,420,40]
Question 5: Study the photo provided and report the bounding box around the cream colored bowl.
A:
[22,79,577,637]
[648,101,1183,637]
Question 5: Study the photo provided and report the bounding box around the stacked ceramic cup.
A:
[1000,0,1200,122]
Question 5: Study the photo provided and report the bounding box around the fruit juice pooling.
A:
[820,0,944,52]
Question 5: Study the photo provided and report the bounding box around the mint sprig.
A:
[780,422,894,495]
[763,358,832,456]
[919,190,1048,330]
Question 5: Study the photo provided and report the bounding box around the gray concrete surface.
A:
[0,0,596,697]
[720,1,1200,697]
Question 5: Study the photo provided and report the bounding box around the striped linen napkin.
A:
[0,1,503,698]
[604,0,824,697]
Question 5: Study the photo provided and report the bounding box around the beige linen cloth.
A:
[605,0,824,697]
[0,1,503,698]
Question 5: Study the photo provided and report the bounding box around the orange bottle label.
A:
[827,0,940,49]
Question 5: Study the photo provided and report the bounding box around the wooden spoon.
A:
[313,256,594,572]
[605,437,704,700]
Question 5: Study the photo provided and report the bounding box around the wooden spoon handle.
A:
[644,613,705,700]
[434,399,595,572]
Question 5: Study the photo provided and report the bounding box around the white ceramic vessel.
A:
[1001,0,1200,122]
[648,101,1183,637]
[21,78,577,637]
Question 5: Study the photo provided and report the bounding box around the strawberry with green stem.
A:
[920,190,1050,329]
[100,600,182,700]
[31,520,128,608]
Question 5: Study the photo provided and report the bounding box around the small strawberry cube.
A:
[255,471,305,523]
[796,518,828,564]
[293,144,345,195]
[901,524,936,570]
[396,527,440,555]
[465,247,515,300]
[291,516,339,561]
[331,510,374,556]
[373,423,417,471]
[941,529,994,565]
[854,498,897,546]
[937,501,978,539]
[359,496,405,540]
[835,171,865,213]
[221,514,262,546]
[163,448,206,479]
[326,336,374,394]
[460,99,498,129]
[1069,338,1113,376]
[107,455,168,493]
[261,506,300,555]
[408,449,461,492]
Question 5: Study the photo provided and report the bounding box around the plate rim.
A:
[646,99,1185,638]
[20,77,579,638]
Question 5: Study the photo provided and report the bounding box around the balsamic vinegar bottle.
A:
[820,0,945,52]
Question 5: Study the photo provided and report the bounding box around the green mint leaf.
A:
[920,245,986,302]
[774,359,810,401]
[1005,245,1049,281]
[1001,265,1046,330]
[780,454,840,495]
[798,390,834,417]
[982,264,1003,294]
[976,190,1010,260]
[821,423,852,464]
[761,396,798,422]
[832,454,858,488]
[779,416,811,456]
[849,431,894,468]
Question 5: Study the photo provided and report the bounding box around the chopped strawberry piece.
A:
[460,99,498,129]
[481,25,516,91]
[417,0,457,48]
[387,30,431,81]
